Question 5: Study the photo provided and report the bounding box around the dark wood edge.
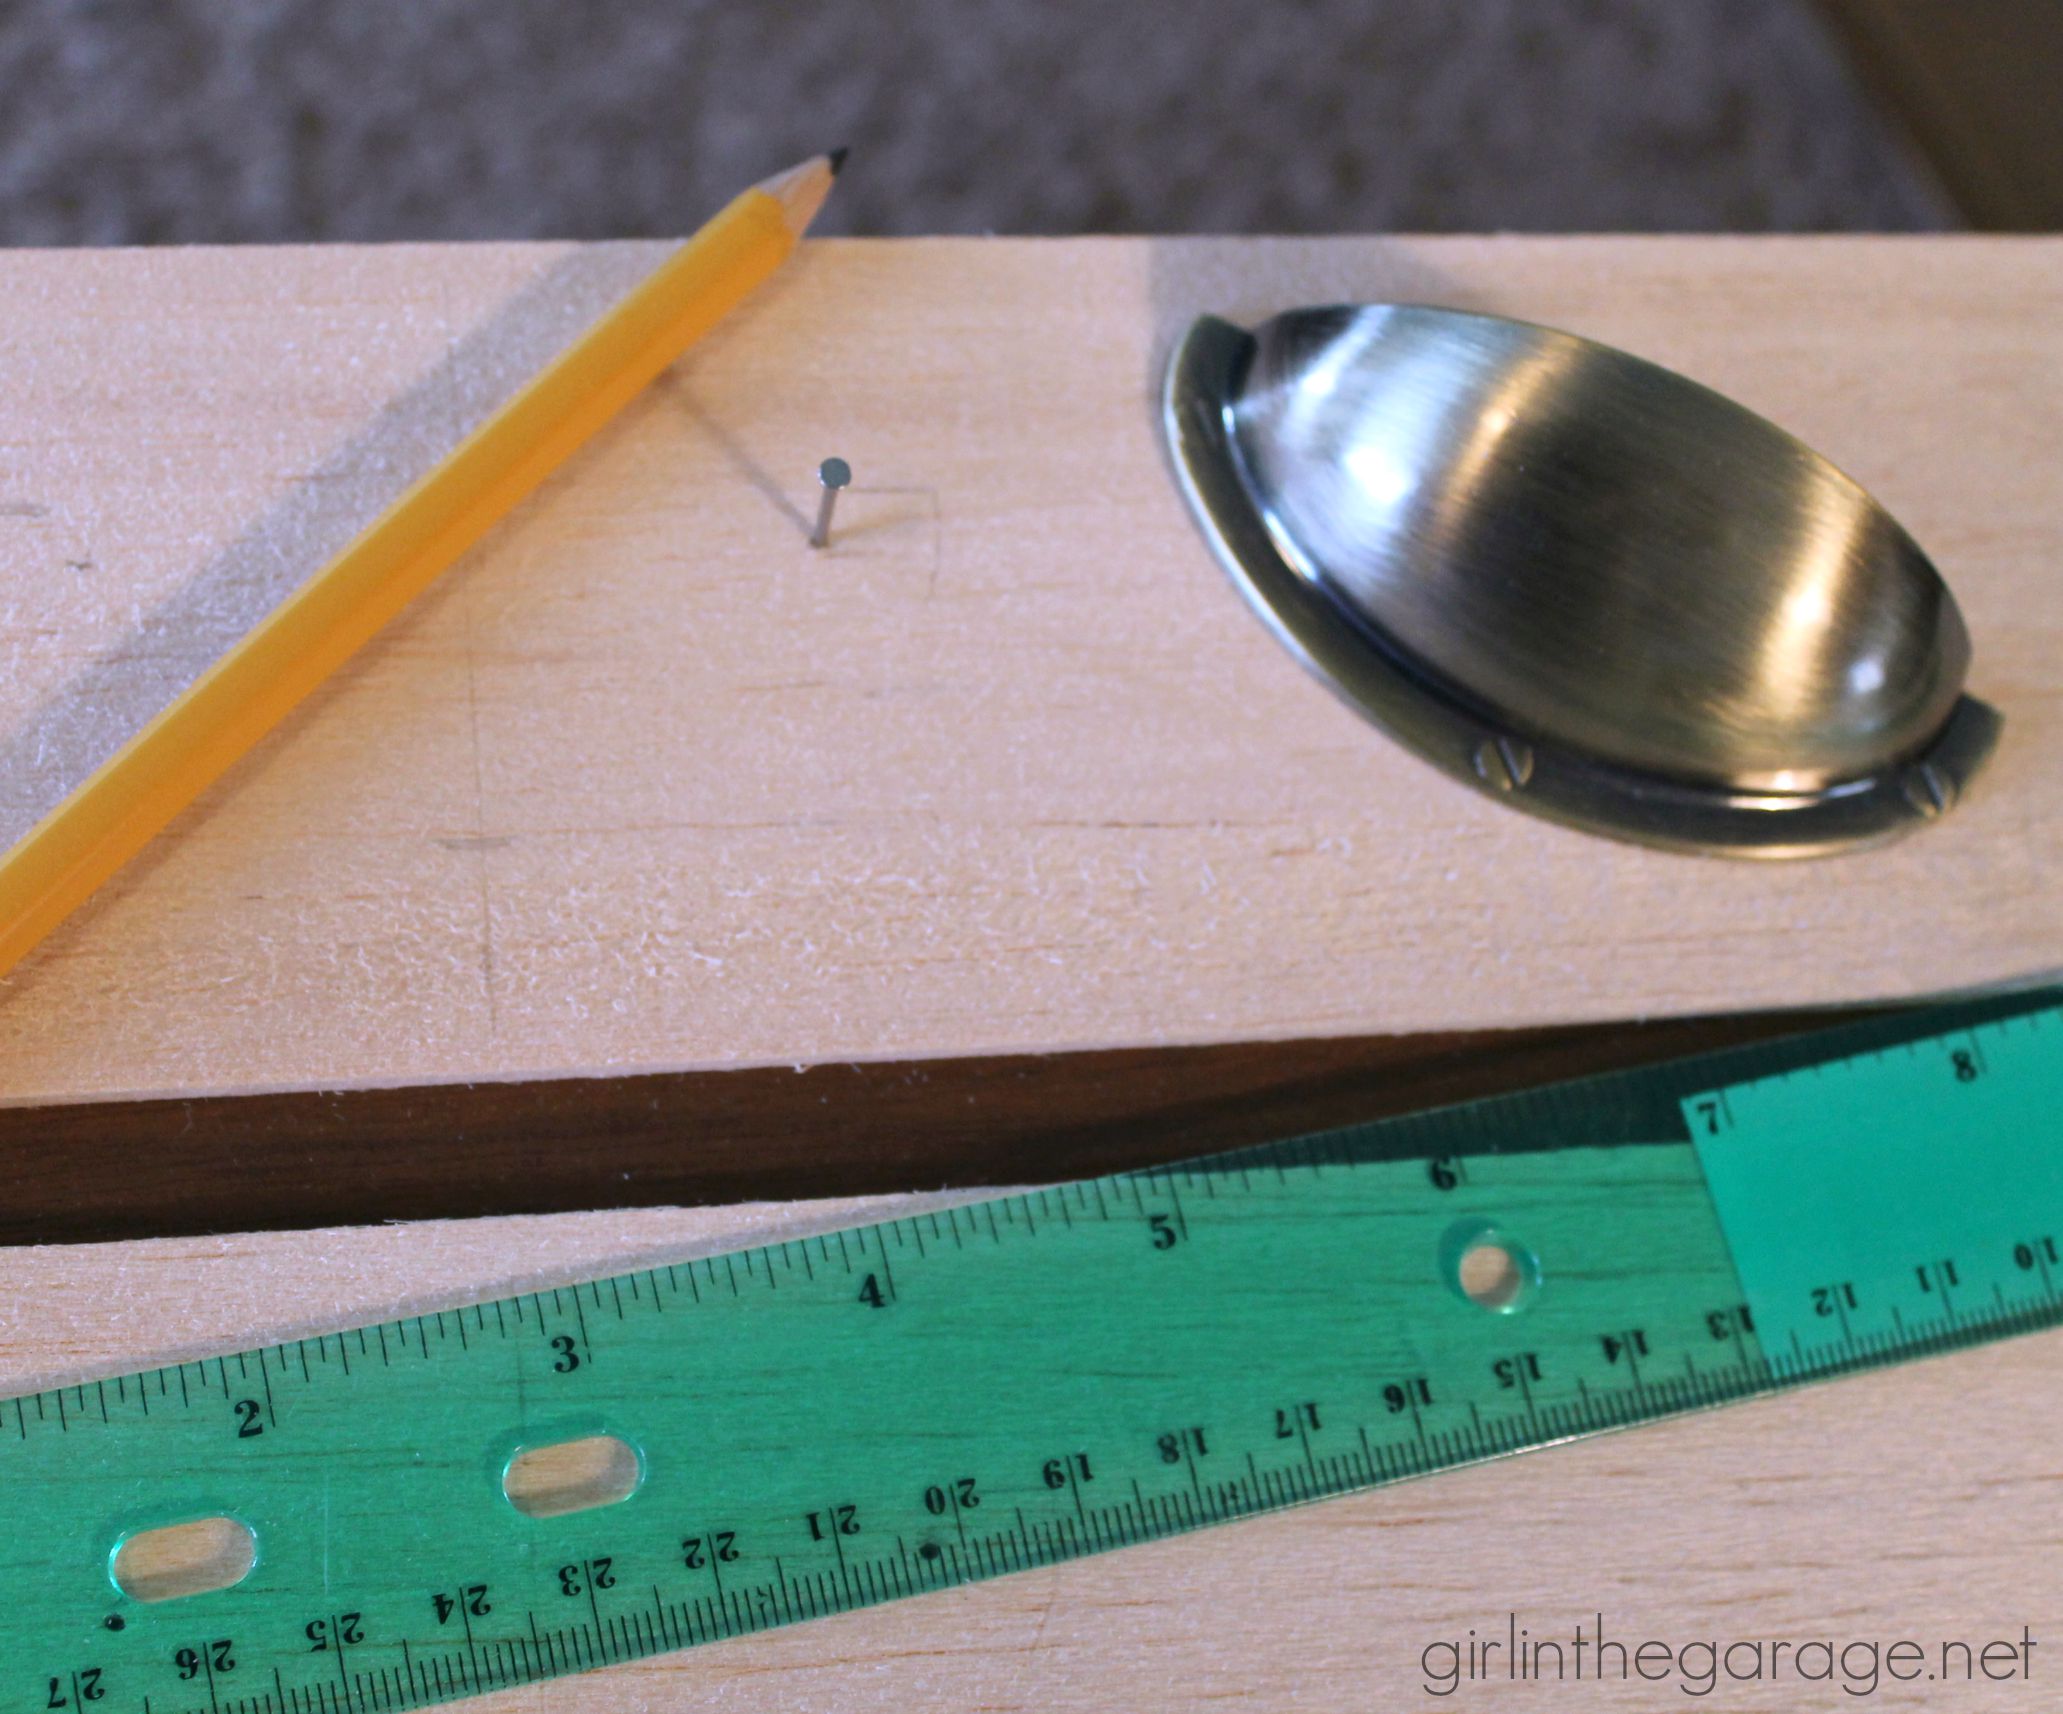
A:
[0,1010,1844,1246]
[1814,0,2063,230]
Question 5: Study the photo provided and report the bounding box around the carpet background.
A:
[0,0,1949,244]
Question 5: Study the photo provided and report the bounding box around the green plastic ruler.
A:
[6,988,2062,1714]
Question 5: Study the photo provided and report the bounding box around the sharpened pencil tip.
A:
[760,152,844,232]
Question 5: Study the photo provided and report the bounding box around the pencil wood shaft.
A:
[0,156,839,981]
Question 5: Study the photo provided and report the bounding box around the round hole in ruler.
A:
[1439,1219,1540,1313]
[110,1517,257,1603]
[503,1434,644,1519]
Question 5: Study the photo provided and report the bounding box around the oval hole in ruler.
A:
[503,1435,643,1519]
[1441,1219,1540,1313]
[111,1517,257,1603]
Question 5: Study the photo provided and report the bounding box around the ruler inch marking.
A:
[7,987,2063,1714]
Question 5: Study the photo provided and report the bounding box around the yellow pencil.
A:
[0,149,843,982]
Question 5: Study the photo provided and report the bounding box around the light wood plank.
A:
[0,237,2059,1104]
[5,1198,2057,1709]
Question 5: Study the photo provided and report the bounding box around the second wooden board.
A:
[0,237,2058,1103]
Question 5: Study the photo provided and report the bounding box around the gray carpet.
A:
[0,0,1949,244]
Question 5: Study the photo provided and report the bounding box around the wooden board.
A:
[1,236,2059,1105]
[7,1197,2058,1709]
[0,1009,1812,1245]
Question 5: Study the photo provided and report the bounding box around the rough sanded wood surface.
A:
[6,1198,2058,1710]
[0,237,2058,1105]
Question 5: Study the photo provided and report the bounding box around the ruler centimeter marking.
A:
[3,988,2060,1714]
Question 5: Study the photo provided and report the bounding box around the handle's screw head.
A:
[1473,736,1535,793]
[1900,761,1956,820]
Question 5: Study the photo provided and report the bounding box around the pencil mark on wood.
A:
[818,484,945,593]
[462,640,502,1044]
[737,678,831,695]
[437,268,534,1050]
[0,241,665,874]
[923,488,944,596]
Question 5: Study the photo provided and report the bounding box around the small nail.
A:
[810,457,852,549]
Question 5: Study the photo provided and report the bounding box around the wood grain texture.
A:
[0,237,2059,1105]
[0,1008,1815,1244]
[6,1199,2057,1710]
